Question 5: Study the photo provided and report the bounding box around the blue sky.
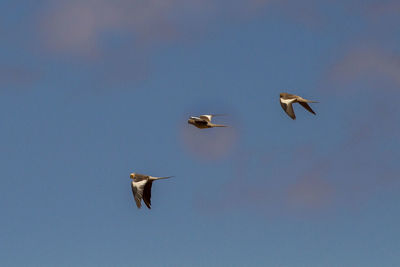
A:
[1,1,400,266]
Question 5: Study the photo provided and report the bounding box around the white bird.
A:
[279,93,318,120]
[187,114,227,129]
[130,173,174,209]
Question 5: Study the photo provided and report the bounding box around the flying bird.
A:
[188,114,227,129]
[279,93,318,120]
[130,173,173,209]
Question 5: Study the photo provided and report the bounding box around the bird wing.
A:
[142,181,153,209]
[284,93,299,99]
[194,119,209,127]
[199,115,212,122]
[131,180,147,209]
[280,98,296,120]
[298,101,316,115]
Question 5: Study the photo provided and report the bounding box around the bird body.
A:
[279,93,318,120]
[130,173,173,209]
[188,114,227,128]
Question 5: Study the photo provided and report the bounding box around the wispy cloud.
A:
[0,66,41,89]
[286,163,334,213]
[33,0,400,88]
[38,0,180,56]
[33,0,286,86]
[37,0,346,57]
[327,45,400,91]
[36,0,279,56]
[364,0,400,18]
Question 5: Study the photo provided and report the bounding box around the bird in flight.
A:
[279,93,318,120]
[130,173,174,209]
[188,114,227,129]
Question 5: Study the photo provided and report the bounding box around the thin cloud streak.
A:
[37,0,278,56]
[365,1,400,18]
[37,0,348,56]
[327,45,400,90]
[0,66,41,89]
[32,0,400,89]
[33,0,282,86]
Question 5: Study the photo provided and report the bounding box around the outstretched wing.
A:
[142,181,153,209]
[131,180,147,209]
[280,98,296,120]
[298,101,316,115]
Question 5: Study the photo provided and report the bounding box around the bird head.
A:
[130,173,136,179]
[187,117,195,125]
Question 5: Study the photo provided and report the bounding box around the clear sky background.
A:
[1,1,400,266]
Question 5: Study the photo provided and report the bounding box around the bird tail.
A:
[149,176,174,181]
[210,123,228,127]
[301,98,318,103]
